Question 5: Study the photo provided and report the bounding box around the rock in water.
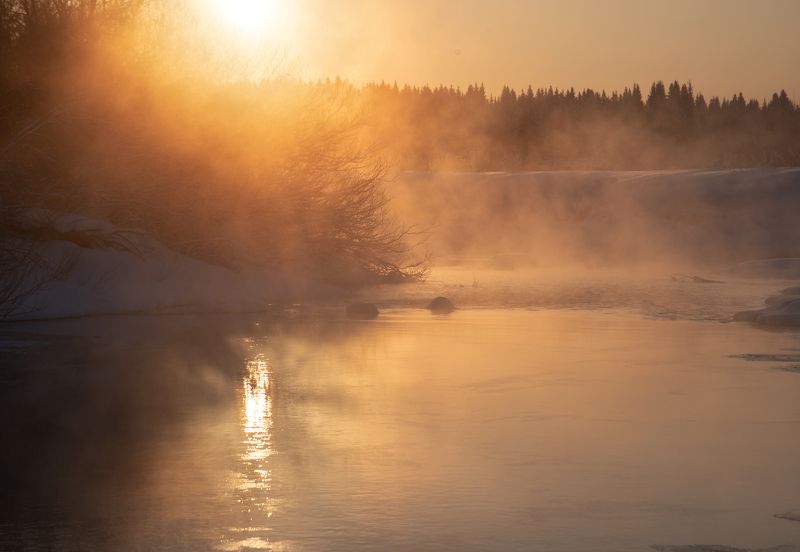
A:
[346,302,379,320]
[427,296,456,314]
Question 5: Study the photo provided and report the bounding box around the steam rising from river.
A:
[390,169,800,271]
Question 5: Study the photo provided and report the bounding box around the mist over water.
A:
[2,307,800,552]
[3,169,800,551]
[2,169,800,551]
[1,1,799,550]
[389,169,800,270]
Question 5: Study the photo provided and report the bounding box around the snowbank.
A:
[9,168,800,320]
[734,286,800,327]
[724,259,800,280]
[392,168,800,267]
[5,215,338,321]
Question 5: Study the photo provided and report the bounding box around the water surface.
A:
[1,285,800,551]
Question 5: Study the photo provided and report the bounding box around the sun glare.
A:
[215,0,277,35]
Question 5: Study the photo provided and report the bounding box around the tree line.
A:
[348,79,800,170]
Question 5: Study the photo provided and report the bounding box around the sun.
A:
[214,0,278,35]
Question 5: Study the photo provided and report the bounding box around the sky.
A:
[283,0,800,101]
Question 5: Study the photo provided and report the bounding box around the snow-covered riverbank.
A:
[6,168,800,321]
[4,215,340,321]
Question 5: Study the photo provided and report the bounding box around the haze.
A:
[2,2,800,552]
[290,0,800,100]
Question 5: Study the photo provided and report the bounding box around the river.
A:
[1,270,799,551]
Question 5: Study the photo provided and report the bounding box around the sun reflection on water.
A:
[218,348,282,551]
[243,356,274,466]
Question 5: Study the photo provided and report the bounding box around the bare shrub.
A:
[0,0,429,318]
[0,237,77,320]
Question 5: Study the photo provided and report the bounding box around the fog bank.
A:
[391,169,800,269]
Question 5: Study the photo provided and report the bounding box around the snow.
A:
[724,259,800,280]
[7,168,800,321]
[5,216,338,321]
[0,337,36,351]
[393,168,800,268]
[734,286,800,327]
[775,512,800,523]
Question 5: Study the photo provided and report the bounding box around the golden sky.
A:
[280,0,800,100]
